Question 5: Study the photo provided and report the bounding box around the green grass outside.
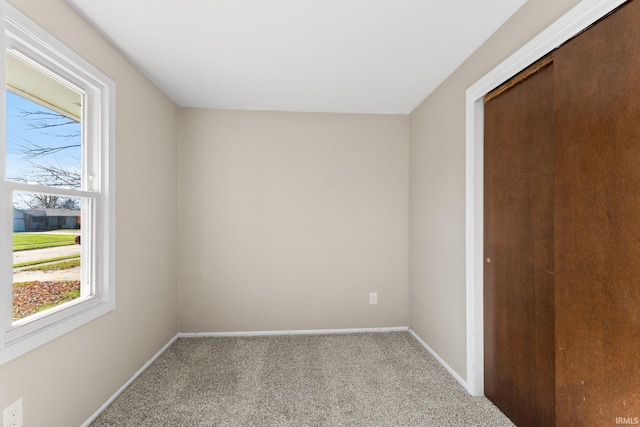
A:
[14,254,80,268]
[12,280,81,320]
[21,258,81,272]
[34,290,81,314]
[14,281,35,287]
[13,233,77,251]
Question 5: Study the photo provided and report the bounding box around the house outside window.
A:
[0,1,115,365]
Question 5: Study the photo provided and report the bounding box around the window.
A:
[0,1,114,364]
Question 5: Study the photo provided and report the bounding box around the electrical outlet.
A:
[369,292,378,305]
[3,399,23,427]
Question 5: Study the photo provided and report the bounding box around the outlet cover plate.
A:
[3,398,23,427]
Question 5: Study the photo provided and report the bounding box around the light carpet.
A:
[90,331,514,426]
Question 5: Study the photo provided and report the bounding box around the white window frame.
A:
[0,1,115,365]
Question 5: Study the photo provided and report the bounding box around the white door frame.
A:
[464,0,627,397]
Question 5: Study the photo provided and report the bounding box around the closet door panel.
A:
[553,1,640,425]
[484,62,555,427]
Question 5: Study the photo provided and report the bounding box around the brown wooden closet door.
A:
[553,1,640,425]
[484,62,556,427]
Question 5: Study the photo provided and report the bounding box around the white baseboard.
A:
[408,328,468,390]
[83,326,468,425]
[177,326,409,338]
[80,334,179,427]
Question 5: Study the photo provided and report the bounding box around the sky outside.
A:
[5,90,81,186]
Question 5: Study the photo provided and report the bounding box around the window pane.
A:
[12,194,82,321]
[6,52,82,189]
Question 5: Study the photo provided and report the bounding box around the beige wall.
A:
[0,1,179,426]
[408,0,582,379]
[179,109,409,332]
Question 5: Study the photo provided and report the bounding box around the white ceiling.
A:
[65,0,527,115]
